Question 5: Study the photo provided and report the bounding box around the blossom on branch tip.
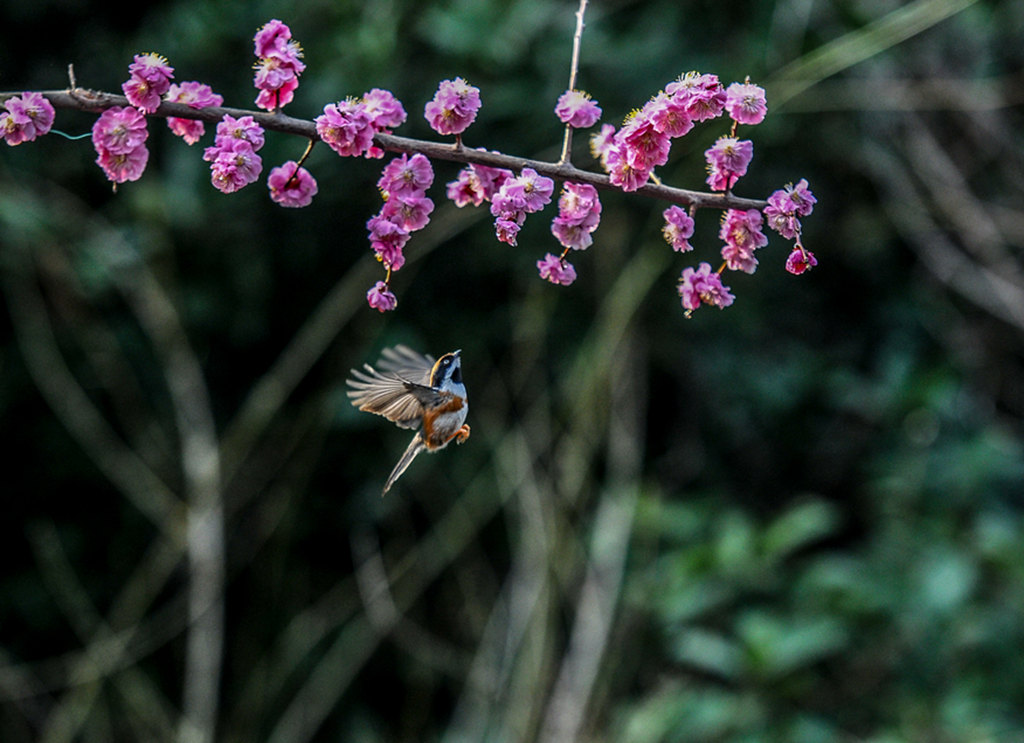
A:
[366,281,398,312]
[268,161,317,207]
[425,77,481,136]
[252,19,304,111]
[725,81,767,125]
[2,92,56,145]
[165,82,223,144]
[537,253,577,286]
[679,262,734,311]
[555,89,602,129]
[123,53,174,113]
[662,205,695,252]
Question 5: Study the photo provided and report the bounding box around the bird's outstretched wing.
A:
[375,345,435,385]
[346,346,435,429]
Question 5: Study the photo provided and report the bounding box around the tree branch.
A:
[1,88,769,212]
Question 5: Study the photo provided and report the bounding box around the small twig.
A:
[558,0,590,165]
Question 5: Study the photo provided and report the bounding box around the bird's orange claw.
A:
[455,424,471,444]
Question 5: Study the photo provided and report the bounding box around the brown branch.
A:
[2,88,769,212]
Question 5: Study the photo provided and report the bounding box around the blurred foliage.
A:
[3,0,1024,742]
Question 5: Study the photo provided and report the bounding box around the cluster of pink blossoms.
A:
[92,106,150,183]
[4,15,819,318]
[592,73,766,194]
[490,168,556,246]
[253,19,305,111]
[765,179,818,274]
[315,89,406,159]
[122,53,174,113]
[362,153,436,312]
[203,115,266,193]
[1,92,55,146]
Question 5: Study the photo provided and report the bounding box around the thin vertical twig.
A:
[558,0,590,165]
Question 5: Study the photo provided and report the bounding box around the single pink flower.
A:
[378,153,434,199]
[210,114,265,151]
[366,281,398,312]
[267,161,318,207]
[380,194,434,232]
[96,142,150,183]
[424,77,481,136]
[165,82,223,144]
[554,89,602,129]
[662,205,695,252]
[122,53,174,113]
[786,245,818,275]
[725,82,767,125]
[316,99,375,157]
[1,92,56,145]
[704,137,753,191]
[92,106,148,154]
[678,262,734,311]
[362,88,407,130]
[537,253,578,286]
[208,139,262,193]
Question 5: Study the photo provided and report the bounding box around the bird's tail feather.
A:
[383,435,426,496]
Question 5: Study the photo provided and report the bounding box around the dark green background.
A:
[3,0,1024,741]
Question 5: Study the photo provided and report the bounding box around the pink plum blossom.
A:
[122,53,174,113]
[1,92,56,145]
[165,81,223,144]
[537,253,577,286]
[268,161,318,207]
[424,77,481,136]
[366,281,398,312]
[678,262,734,311]
[786,246,818,275]
[725,82,767,125]
[555,89,602,128]
[662,205,695,252]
